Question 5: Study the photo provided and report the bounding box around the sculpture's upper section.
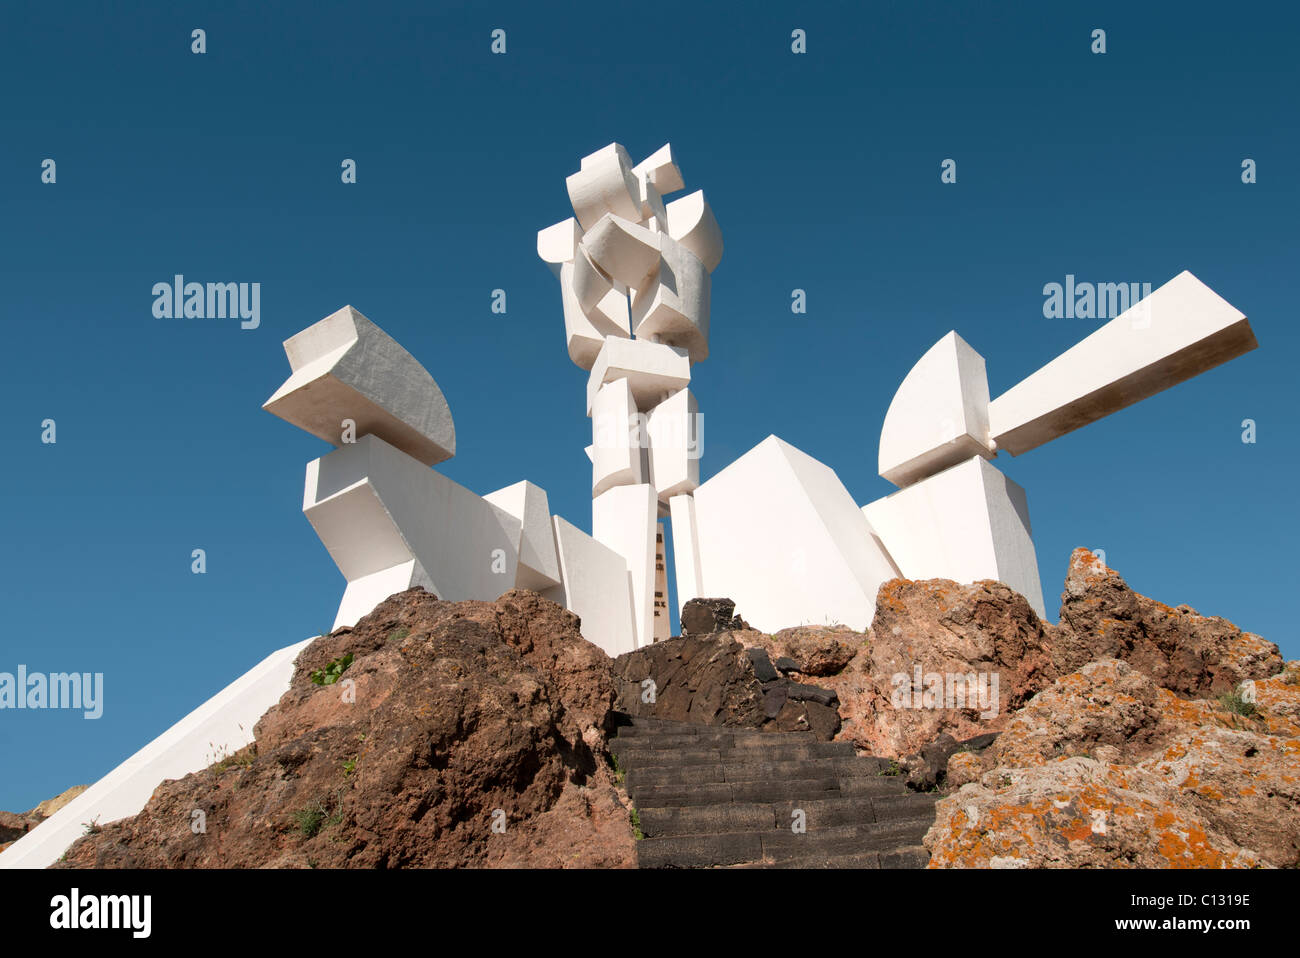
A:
[263,305,456,466]
[538,142,723,368]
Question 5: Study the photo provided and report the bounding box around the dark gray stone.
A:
[786,683,838,707]
[746,648,779,682]
[773,656,801,673]
[680,597,737,636]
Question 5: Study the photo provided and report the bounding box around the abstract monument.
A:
[0,140,1258,870]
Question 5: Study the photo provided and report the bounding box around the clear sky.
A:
[1,0,1296,812]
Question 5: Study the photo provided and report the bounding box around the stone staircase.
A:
[612,716,938,868]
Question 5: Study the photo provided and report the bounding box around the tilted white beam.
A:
[989,271,1257,457]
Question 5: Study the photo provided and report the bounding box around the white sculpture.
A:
[539,141,722,649]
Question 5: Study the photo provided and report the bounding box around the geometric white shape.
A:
[0,636,313,870]
[988,270,1258,457]
[573,243,615,315]
[646,388,701,500]
[593,484,658,649]
[878,330,993,488]
[635,168,668,232]
[862,455,1045,618]
[632,143,685,197]
[693,435,902,632]
[566,143,642,232]
[668,493,703,610]
[547,516,638,657]
[590,378,644,497]
[334,559,435,632]
[559,261,629,370]
[664,190,723,273]
[263,305,456,466]
[484,480,562,592]
[582,213,662,289]
[586,337,691,414]
[631,235,711,364]
[305,434,523,627]
[537,217,582,276]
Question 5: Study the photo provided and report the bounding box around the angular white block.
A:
[632,143,685,196]
[635,168,668,232]
[590,378,644,497]
[646,388,701,500]
[566,143,642,231]
[862,456,1045,618]
[537,217,582,276]
[547,516,637,657]
[559,260,629,369]
[573,243,615,315]
[586,337,691,414]
[631,235,711,363]
[263,306,456,466]
[693,436,901,632]
[593,484,658,649]
[582,213,663,289]
[989,270,1258,456]
[669,494,703,608]
[665,190,723,273]
[484,480,562,592]
[335,559,436,632]
[306,434,523,627]
[879,331,993,488]
[0,637,312,870]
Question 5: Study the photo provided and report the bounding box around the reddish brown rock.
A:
[1055,548,1283,697]
[925,658,1300,868]
[861,578,1060,757]
[55,589,636,869]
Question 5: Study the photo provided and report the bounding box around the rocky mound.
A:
[925,658,1300,868]
[0,785,87,854]
[55,590,636,868]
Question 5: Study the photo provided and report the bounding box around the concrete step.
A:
[639,797,882,838]
[613,742,857,766]
[612,728,819,747]
[880,845,931,868]
[637,817,933,869]
[629,775,913,806]
[740,851,885,869]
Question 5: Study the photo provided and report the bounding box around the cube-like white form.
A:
[559,260,629,369]
[878,331,993,488]
[593,483,658,649]
[573,243,615,315]
[669,494,703,609]
[635,168,668,232]
[586,337,691,414]
[590,378,643,496]
[566,143,642,231]
[263,306,456,466]
[664,190,723,273]
[632,143,685,196]
[631,235,711,363]
[646,388,701,500]
[862,456,1045,618]
[989,270,1257,457]
[693,436,901,632]
[484,480,562,592]
[546,516,637,657]
[0,636,313,870]
[582,213,662,289]
[305,434,523,628]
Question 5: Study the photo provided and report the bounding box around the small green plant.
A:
[292,804,326,838]
[629,806,644,841]
[311,653,354,686]
[342,758,357,777]
[388,626,410,642]
[879,759,902,777]
[81,818,102,836]
[1218,689,1257,717]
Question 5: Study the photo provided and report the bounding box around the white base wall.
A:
[0,637,312,870]
[862,455,1046,617]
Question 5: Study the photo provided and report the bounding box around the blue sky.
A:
[1,0,1296,811]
